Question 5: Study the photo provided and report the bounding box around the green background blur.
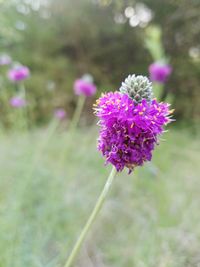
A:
[1,0,200,126]
[0,1,200,267]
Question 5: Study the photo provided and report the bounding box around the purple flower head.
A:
[149,62,172,84]
[54,108,66,120]
[94,75,173,173]
[0,54,12,66]
[10,96,26,108]
[8,65,30,82]
[74,75,96,97]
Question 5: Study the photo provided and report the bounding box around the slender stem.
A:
[58,96,86,166]
[19,82,28,131]
[20,82,26,99]
[70,95,86,131]
[64,166,117,267]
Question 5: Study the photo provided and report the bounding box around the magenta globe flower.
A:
[10,96,26,108]
[74,77,96,97]
[8,65,30,82]
[149,62,172,83]
[94,75,173,173]
[54,108,66,120]
[0,54,12,66]
[63,75,174,267]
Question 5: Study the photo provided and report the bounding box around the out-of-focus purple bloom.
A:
[54,108,66,120]
[149,62,172,83]
[0,54,12,66]
[8,65,30,82]
[94,92,172,173]
[10,96,26,108]
[74,77,96,97]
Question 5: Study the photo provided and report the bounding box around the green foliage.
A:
[0,1,22,46]
[144,25,166,62]
[0,0,200,126]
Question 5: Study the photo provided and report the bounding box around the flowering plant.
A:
[95,93,171,173]
[54,108,66,120]
[10,96,26,108]
[8,65,30,82]
[149,62,172,84]
[64,74,173,267]
[70,74,97,130]
[74,74,96,97]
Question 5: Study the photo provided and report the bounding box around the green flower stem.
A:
[70,95,86,131]
[19,82,28,131]
[64,166,117,267]
[58,95,86,166]
[20,82,26,98]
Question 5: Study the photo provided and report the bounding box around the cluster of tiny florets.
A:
[119,74,153,103]
[94,92,172,173]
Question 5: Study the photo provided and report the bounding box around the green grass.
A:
[0,126,200,267]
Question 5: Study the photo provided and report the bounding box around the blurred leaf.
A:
[144,25,166,61]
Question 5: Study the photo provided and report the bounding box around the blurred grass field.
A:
[0,126,200,267]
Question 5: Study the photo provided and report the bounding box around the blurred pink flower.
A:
[0,54,12,66]
[8,65,30,82]
[54,108,66,120]
[149,62,172,84]
[10,96,26,108]
[74,77,96,97]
